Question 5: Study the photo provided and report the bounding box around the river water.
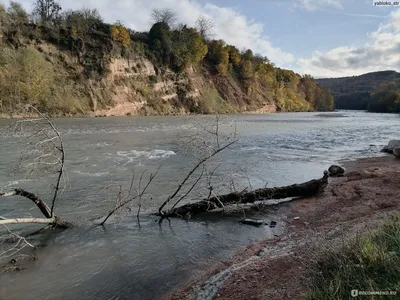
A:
[0,111,398,300]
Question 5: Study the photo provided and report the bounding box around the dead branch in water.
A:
[165,171,329,217]
[100,166,161,225]
[0,189,52,219]
[158,116,238,215]
[0,105,66,226]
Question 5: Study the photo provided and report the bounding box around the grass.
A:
[307,215,400,300]
[196,87,235,114]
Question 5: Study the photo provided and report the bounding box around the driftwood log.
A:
[0,189,70,227]
[164,171,329,217]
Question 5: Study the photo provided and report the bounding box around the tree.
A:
[33,0,62,24]
[151,8,177,27]
[110,23,131,47]
[227,45,241,66]
[241,49,253,61]
[195,16,214,40]
[207,40,229,75]
[369,80,400,113]
[7,1,28,26]
[238,60,254,81]
[0,4,8,33]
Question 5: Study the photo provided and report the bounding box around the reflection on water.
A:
[0,111,399,299]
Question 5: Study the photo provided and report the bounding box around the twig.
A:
[158,141,237,214]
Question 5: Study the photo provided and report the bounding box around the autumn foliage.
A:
[110,23,131,47]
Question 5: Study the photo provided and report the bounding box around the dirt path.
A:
[162,155,400,300]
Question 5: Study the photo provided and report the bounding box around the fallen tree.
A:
[162,171,329,217]
[0,105,67,227]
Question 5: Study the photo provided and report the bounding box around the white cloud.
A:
[296,0,343,11]
[0,0,295,67]
[296,8,400,77]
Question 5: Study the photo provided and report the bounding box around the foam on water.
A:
[117,149,176,163]
[73,170,110,177]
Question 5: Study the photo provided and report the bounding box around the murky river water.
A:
[0,111,398,300]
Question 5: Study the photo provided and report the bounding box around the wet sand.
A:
[163,155,400,300]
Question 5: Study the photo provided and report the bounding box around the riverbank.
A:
[163,155,400,300]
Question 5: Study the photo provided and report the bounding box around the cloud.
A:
[296,8,400,77]
[296,0,343,11]
[0,0,295,67]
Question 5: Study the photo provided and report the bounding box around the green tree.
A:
[369,80,400,113]
[207,40,229,75]
[7,1,28,26]
[238,60,254,80]
[227,45,241,66]
[241,49,253,61]
[170,26,207,71]
[0,4,8,33]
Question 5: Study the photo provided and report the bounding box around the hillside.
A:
[0,2,334,117]
[317,71,400,110]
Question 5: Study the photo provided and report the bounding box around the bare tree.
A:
[100,167,161,225]
[158,116,238,215]
[33,0,62,24]
[195,16,214,40]
[0,105,67,226]
[151,8,177,27]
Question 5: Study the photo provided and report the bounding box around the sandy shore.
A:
[162,155,400,300]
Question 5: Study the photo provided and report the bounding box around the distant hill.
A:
[317,71,400,110]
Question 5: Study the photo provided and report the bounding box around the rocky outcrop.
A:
[328,165,345,177]
[382,140,400,154]
[393,147,400,157]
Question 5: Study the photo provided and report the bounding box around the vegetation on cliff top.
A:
[0,0,334,116]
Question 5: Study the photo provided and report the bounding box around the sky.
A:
[1,0,400,78]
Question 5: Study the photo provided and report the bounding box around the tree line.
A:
[369,80,400,113]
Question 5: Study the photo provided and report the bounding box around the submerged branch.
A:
[158,141,237,214]
[0,218,56,226]
[0,189,52,218]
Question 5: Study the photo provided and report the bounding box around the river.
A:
[0,111,398,300]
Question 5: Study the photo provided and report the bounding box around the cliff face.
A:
[0,22,333,117]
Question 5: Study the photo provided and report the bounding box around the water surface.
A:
[0,111,398,300]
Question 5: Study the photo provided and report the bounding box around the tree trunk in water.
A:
[165,172,329,217]
[0,189,52,218]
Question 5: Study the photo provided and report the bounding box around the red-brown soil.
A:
[162,155,400,300]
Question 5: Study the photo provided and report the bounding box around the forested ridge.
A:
[317,71,400,113]
[0,1,334,116]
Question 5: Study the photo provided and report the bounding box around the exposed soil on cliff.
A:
[162,155,400,300]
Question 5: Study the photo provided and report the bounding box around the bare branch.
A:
[151,8,177,27]
[158,140,237,214]
[100,166,161,225]
[26,105,65,217]
[196,16,215,40]
[0,218,56,226]
[0,189,52,218]
[170,165,206,211]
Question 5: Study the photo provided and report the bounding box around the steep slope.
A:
[317,71,400,110]
[0,2,334,117]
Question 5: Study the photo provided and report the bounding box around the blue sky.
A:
[1,0,400,78]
